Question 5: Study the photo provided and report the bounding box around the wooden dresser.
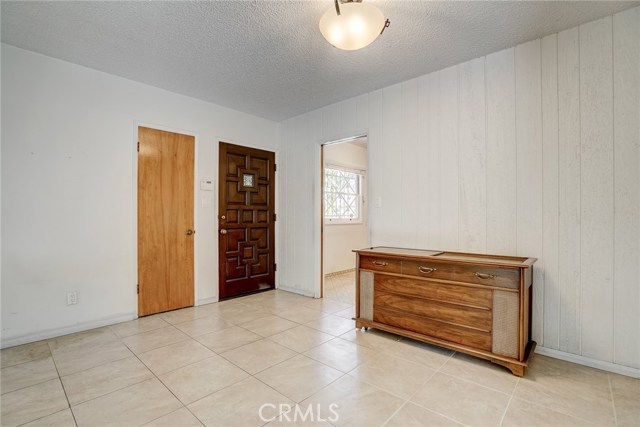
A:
[354,247,537,376]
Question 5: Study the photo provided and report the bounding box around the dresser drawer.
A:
[375,275,492,309]
[401,260,520,289]
[359,256,401,273]
[374,308,492,351]
[374,290,492,332]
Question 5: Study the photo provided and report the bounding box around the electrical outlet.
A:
[67,291,77,305]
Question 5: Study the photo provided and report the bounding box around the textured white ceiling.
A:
[2,1,638,121]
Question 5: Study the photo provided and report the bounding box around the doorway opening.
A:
[321,136,369,301]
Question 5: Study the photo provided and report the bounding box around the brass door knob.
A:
[186,229,195,236]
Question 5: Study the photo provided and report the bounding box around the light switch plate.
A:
[200,179,214,191]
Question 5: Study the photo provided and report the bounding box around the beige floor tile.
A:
[303,338,377,373]
[332,306,356,319]
[304,315,356,336]
[339,328,400,350]
[439,352,518,393]
[138,340,214,375]
[159,355,249,405]
[219,309,272,325]
[1,356,58,394]
[159,307,209,325]
[22,408,77,427]
[187,377,293,427]
[611,374,640,427]
[220,339,297,374]
[382,338,453,370]
[51,340,133,376]
[0,341,51,368]
[143,408,203,426]
[110,316,170,338]
[269,326,334,353]
[195,326,262,353]
[384,402,463,427]
[278,306,327,324]
[71,378,181,427]
[121,326,190,354]
[48,327,118,353]
[256,355,343,402]
[240,315,298,337]
[349,354,435,399]
[410,373,510,426]
[173,315,234,337]
[263,406,335,427]
[0,379,69,427]
[300,374,404,427]
[302,298,353,314]
[513,356,614,425]
[61,356,154,405]
[501,397,598,427]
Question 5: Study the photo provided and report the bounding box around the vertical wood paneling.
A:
[401,79,421,248]
[541,34,560,350]
[427,72,442,250]
[458,57,487,253]
[515,39,544,344]
[613,7,640,369]
[486,48,517,255]
[580,16,614,362]
[439,66,459,251]
[417,74,431,249]
[368,89,384,246]
[557,27,582,355]
[381,84,403,245]
[279,6,640,371]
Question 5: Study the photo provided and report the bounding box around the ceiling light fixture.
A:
[319,0,390,51]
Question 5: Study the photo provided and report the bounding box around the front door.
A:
[138,127,195,316]
[218,142,276,298]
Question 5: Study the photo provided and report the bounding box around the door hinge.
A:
[137,284,139,294]
[274,213,277,222]
[274,164,277,172]
[274,263,277,272]
[137,142,140,152]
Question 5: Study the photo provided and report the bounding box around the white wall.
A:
[1,44,280,347]
[323,142,368,274]
[279,7,640,375]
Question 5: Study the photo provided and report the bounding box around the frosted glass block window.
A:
[243,173,255,187]
[324,167,363,223]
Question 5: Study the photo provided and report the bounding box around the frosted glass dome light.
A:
[319,0,390,51]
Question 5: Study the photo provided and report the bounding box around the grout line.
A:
[497,378,518,427]
[46,342,78,427]
[608,374,619,427]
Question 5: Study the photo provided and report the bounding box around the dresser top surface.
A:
[354,246,536,268]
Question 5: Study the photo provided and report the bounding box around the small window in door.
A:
[324,166,363,224]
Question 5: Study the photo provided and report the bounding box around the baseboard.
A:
[196,296,219,306]
[0,313,137,349]
[535,346,640,378]
[276,284,316,298]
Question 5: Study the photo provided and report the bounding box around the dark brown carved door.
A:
[218,142,276,298]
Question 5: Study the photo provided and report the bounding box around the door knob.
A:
[186,229,195,236]
[220,229,227,235]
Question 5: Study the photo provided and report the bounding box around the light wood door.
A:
[138,127,195,316]
[219,142,275,298]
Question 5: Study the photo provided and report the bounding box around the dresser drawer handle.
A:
[475,272,496,280]
[372,261,388,267]
[418,266,437,274]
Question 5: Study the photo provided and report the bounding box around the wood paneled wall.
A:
[279,8,639,370]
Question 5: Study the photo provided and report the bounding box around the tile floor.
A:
[1,288,638,427]
[323,271,355,304]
